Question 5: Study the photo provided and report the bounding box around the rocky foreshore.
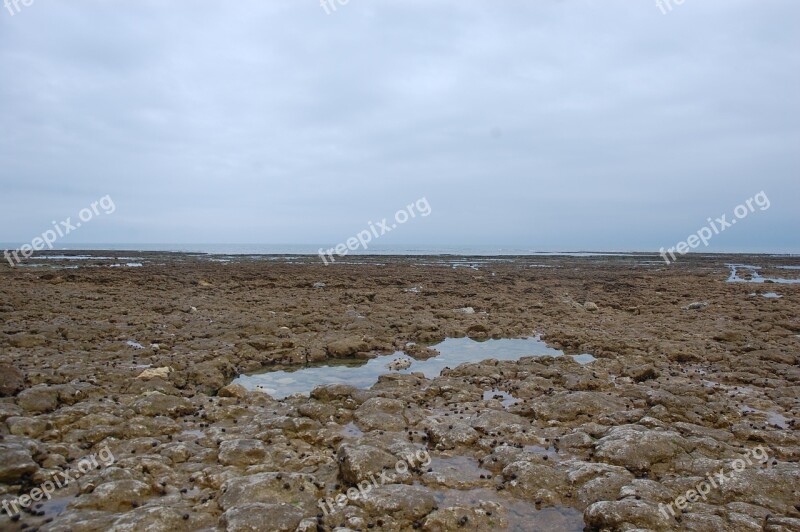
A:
[1,253,798,531]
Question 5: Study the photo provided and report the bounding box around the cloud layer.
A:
[1,0,798,252]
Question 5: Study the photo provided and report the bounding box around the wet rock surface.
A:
[0,252,798,531]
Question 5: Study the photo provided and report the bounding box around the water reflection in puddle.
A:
[727,264,800,284]
[750,292,782,299]
[236,337,596,399]
[740,405,790,429]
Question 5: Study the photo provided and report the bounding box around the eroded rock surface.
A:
[0,253,798,531]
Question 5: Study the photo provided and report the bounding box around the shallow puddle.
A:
[727,264,800,284]
[750,292,782,298]
[741,405,790,429]
[483,389,520,407]
[340,422,365,439]
[235,337,596,399]
[523,445,561,462]
[432,488,584,531]
[422,456,493,490]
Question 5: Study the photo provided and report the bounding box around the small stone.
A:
[136,367,171,380]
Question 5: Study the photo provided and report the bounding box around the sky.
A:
[1,0,798,252]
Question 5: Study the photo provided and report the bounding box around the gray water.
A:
[234,336,596,399]
[727,264,800,284]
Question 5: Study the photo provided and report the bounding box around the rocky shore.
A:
[1,253,798,531]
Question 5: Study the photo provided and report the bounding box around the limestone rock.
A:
[136,367,171,380]
[218,439,269,467]
[219,472,320,510]
[356,484,436,522]
[0,442,39,482]
[17,384,60,413]
[584,499,675,530]
[0,362,24,396]
[337,444,398,486]
[131,392,195,417]
[220,502,304,532]
[594,425,691,473]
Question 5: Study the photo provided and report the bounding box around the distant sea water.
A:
[0,243,795,256]
[0,243,645,256]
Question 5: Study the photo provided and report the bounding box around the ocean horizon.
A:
[1,243,797,256]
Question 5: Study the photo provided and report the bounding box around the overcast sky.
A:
[1,0,798,252]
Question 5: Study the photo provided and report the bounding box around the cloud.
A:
[1,0,798,251]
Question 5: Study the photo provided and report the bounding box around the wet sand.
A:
[1,252,798,531]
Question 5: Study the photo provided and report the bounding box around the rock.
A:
[502,461,568,503]
[7,333,47,348]
[73,480,152,512]
[668,350,701,363]
[0,402,24,421]
[187,358,236,395]
[135,367,171,380]
[354,397,407,431]
[337,444,398,485]
[160,441,203,464]
[219,472,320,510]
[0,362,25,396]
[0,442,39,482]
[386,358,412,371]
[327,338,369,358]
[218,439,269,466]
[455,307,475,314]
[584,302,599,311]
[6,416,50,438]
[764,516,800,531]
[310,384,362,402]
[532,391,628,422]
[577,473,634,508]
[624,364,659,382]
[424,419,480,449]
[470,410,528,434]
[716,462,800,515]
[685,302,708,310]
[220,502,303,532]
[594,425,691,473]
[313,282,326,288]
[619,479,675,502]
[109,505,187,531]
[558,431,594,450]
[420,457,488,490]
[17,384,60,413]
[218,383,249,398]
[131,392,194,417]
[423,503,506,531]
[584,499,675,530]
[356,484,436,522]
[714,331,745,342]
